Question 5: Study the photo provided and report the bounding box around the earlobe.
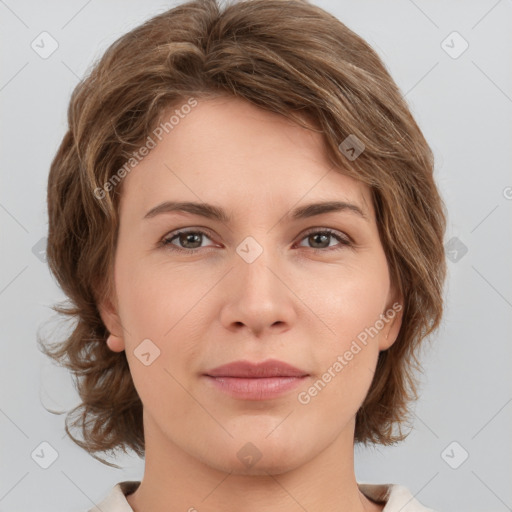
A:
[106,333,126,352]
[378,296,404,352]
[98,297,126,352]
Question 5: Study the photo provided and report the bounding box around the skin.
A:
[99,96,403,512]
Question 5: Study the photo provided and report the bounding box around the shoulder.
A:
[86,481,140,512]
[358,482,438,512]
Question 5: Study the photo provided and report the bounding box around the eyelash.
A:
[159,227,353,254]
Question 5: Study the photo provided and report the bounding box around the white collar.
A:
[88,480,436,512]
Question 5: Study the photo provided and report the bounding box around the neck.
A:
[126,412,381,512]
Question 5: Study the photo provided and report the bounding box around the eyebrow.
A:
[143,200,369,223]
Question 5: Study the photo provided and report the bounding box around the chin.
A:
[217,453,304,477]
[191,434,308,476]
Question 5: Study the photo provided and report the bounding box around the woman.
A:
[41,0,447,510]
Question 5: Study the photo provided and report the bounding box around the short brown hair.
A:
[40,0,447,467]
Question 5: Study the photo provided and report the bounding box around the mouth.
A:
[202,359,310,400]
[204,358,309,378]
[202,375,309,400]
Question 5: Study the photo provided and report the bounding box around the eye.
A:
[159,227,352,254]
[160,229,215,252]
[296,228,352,253]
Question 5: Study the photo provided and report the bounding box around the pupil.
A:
[311,233,329,248]
[182,233,201,248]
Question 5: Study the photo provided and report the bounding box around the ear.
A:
[378,286,404,352]
[98,294,126,353]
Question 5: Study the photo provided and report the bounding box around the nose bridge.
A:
[220,230,294,334]
[234,232,282,297]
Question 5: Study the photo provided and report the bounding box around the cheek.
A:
[114,250,188,339]
[299,276,384,419]
[114,252,206,388]
[302,257,389,401]
[306,259,390,345]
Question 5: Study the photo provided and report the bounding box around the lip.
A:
[204,359,309,378]
[203,359,310,401]
[204,375,308,400]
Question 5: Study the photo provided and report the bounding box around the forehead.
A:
[118,96,374,221]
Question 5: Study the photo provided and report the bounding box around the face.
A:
[100,95,402,475]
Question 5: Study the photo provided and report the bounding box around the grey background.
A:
[1,1,511,511]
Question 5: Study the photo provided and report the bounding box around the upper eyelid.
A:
[162,226,352,246]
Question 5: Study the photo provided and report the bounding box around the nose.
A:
[219,244,297,338]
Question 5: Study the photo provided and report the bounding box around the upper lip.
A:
[204,359,309,378]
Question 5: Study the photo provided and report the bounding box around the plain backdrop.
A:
[1,1,511,511]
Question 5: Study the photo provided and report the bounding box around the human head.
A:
[41,0,446,467]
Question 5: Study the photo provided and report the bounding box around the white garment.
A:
[87,480,437,511]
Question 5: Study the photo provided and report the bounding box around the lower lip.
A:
[203,375,308,400]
